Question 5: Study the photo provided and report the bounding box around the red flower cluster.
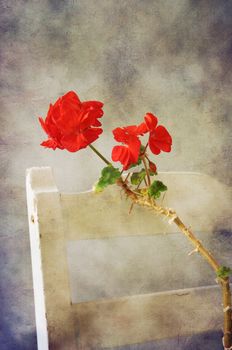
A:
[112,127,141,171]
[112,113,172,169]
[39,91,104,152]
[38,92,172,171]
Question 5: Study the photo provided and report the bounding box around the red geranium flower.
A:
[111,126,141,170]
[39,91,104,152]
[111,113,172,169]
[138,113,172,155]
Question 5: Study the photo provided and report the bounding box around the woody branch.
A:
[116,177,232,349]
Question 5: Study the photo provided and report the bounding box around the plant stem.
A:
[143,176,148,187]
[143,142,149,154]
[116,178,221,271]
[173,216,220,272]
[222,278,232,349]
[124,172,131,183]
[141,155,151,186]
[89,144,232,348]
[116,178,232,348]
[136,177,144,190]
[89,144,111,165]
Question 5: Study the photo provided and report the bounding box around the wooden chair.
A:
[26,167,231,349]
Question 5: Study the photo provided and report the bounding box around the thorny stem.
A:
[222,278,232,349]
[89,145,232,349]
[116,178,232,349]
[116,178,220,270]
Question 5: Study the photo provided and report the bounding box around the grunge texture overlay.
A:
[0,1,231,349]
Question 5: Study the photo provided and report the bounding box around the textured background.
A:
[0,0,232,349]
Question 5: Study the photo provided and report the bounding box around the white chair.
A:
[26,167,231,350]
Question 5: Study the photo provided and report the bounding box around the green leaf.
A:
[217,266,232,278]
[148,180,167,199]
[94,165,121,192]
[130,169,146,185]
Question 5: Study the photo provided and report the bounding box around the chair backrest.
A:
[26,167,231,350]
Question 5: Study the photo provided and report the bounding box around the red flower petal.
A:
[40,139,61,150]
[82,101,104,109]
[124,125,139,135]
[149,125,172,154]
[39,108,63,146]
[60,133,84,152]
[80,108,103,129]
[61,128,103,152]
[51,91,82,133]
[111,135,140,169]
[38,117,48,134]
[136,121,148,135]
[92,119,102,127]
[61,91,81,105]
[127,135,141,161]
[148,140,161,155]
[112,125,139,143]
[136,113,158,135]
[144,113,158,130]
[112,127,128,143]
[82,127,103,145]
[58,105,81,134]
[112,146,131,167]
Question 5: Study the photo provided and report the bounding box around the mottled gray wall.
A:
[0,1,231,349]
